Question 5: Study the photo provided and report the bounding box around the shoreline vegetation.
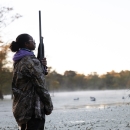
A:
[1,69,130,97]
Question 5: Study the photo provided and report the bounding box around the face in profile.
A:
[25,35,36,50]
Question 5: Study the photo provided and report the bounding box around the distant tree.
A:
[0,90,3,100]
[64,70,77,77]
[46,70,61,91]
[104,72,114,89]
[0,6,22,98]
[86,72,100,89]
[73,74,87,89]
[0,44,12,96]
[119,70,130,88]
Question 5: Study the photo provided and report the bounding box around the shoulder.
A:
[20,56,41,69]
[21,55,38,63]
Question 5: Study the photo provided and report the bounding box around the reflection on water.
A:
[86,106,91,109]
[98,105,105,109]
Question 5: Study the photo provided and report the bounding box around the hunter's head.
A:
[10,33,36,52]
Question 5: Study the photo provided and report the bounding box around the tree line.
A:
[1,44,130,96]
[46,69,130,92]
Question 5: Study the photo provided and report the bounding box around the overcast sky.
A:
[1,0,130,75]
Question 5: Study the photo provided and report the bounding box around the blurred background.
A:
[1,0,130,99]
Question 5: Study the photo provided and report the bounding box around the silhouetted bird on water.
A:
[90,97,96,101]
[74,97,79,100]
[122,96,125,99]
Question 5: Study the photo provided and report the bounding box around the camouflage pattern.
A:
[12,55,53,125]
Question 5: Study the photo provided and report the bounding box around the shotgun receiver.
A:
[37,10,48,75]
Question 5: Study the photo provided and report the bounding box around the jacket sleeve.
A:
[21,56,53,113]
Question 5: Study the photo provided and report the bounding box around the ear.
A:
[25,42,29,47]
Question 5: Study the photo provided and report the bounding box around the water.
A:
[2,90,130,130]
[4,89,130,109]
[50,89,130,109]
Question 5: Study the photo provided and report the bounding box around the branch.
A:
[0,6,22,31]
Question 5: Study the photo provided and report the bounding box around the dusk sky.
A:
[1,0,130,75]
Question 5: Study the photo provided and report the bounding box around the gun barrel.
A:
[39,11,42,40]
[38,10,48,75]
[39,10,44,59]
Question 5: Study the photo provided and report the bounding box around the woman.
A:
[10,33,53,130]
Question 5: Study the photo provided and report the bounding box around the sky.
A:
[1,0,130,76]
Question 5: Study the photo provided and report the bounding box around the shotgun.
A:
[37,10,48,75]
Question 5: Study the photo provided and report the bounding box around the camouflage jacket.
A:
[12,55,53,125]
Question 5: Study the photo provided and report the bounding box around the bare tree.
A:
[0,6,22,43]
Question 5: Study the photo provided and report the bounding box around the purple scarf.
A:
[13,49,34,62]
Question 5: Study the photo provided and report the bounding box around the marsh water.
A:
[4,89,130,110]
[50,90,130,109]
